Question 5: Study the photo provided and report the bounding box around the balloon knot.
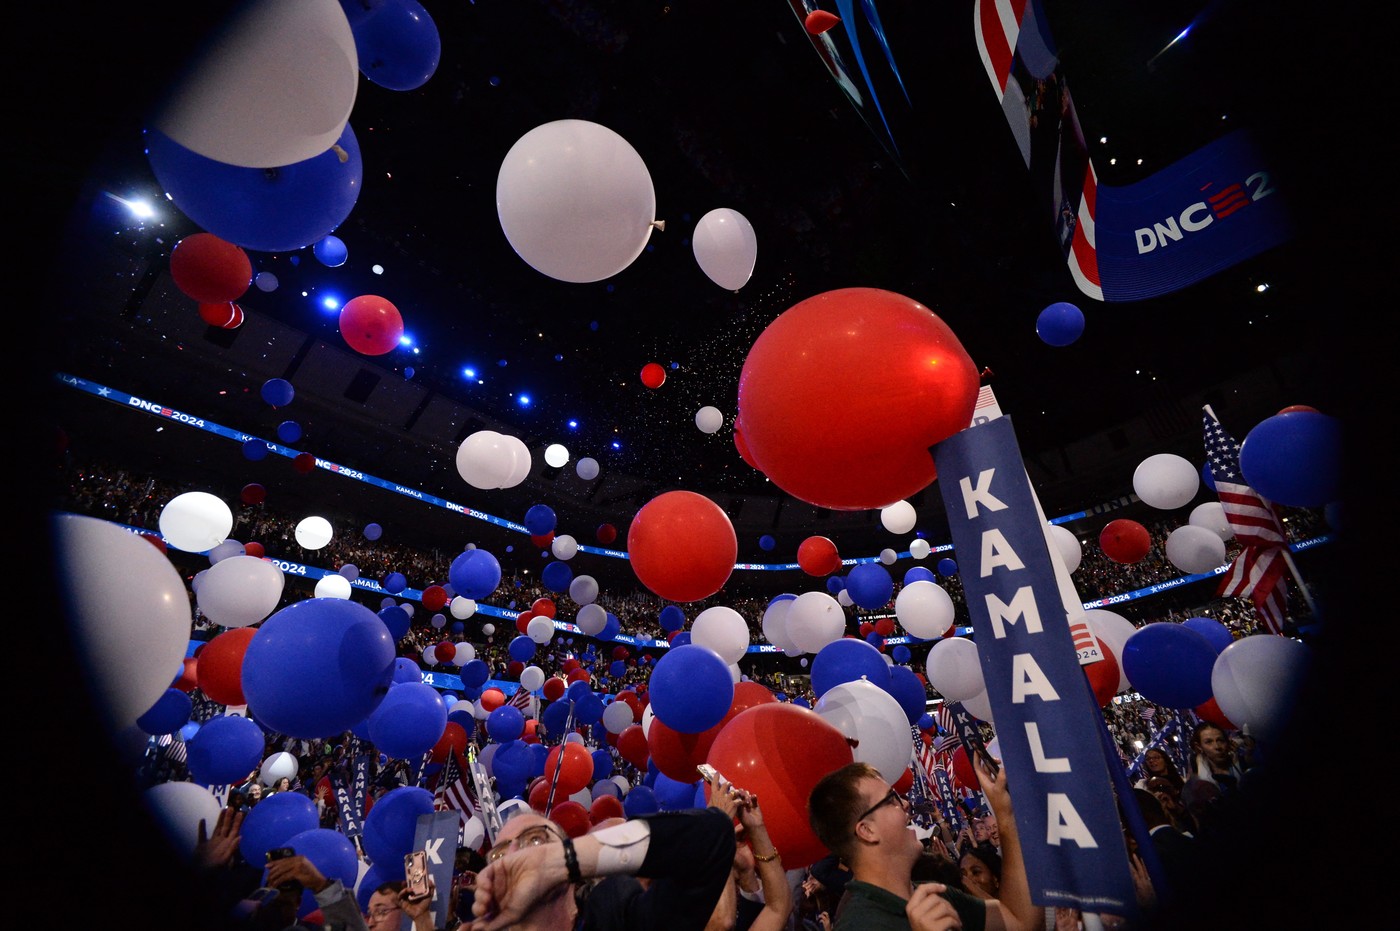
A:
[979,366,995,379]
[845,737,860,749]
[332,144,349,164]
[651,219,666,232]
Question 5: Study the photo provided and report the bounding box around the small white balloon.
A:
[207,539,245,565]
[314,573,352,599]
[456,430,517,490]
[159,491,234,552]
[1189,501,1234,542]
[836,589,853,607]
[695,406,725,434]
[521,665,545,691]
[894,580,955,640]
[569,575,599,605]
[880,500,917,534]
[527,615,556,645]
[879,548,898,565]
[691,606,750,665]
[1164,524,1229,574]
[1133,453,1200,510]
[761,598,799,654]
[925,637,984,702]
[576,603,608,636]
[144,782,222,856]
[431,613,447,630]
[576,457,600,481]
[450,596,478,619]
[260,751,299,786]
[909,539,931,560]
[552,534,579,560]
[452,643,475,666]
[692,207,757,290]
[786,591,846,654]
[602,699,634,734]
[960,688,997,726]
[423,646,439,665]
[295,515,333,549]
[1046,523,1083,573]
[544,443,570,468]
[482,623,495,637]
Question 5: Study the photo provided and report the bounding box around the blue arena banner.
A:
[933,416,1133,911]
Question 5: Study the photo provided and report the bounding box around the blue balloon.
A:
[286,827,359,896]
[609,660,626,677]
[758,534,776,551]
[1035,301,1085,346]
[242,438,270,461]
[186,714,265,785]
[241,598,396,739]
[1121,623,1218,709]
[670,631,692,648]
[592,749,614,782]
[826,575,845,594]
[382,572,408,595]
[449,548,502,600]
[623,784,659,817]
[593,778,622,800]
[566,680,592,701]
[769,593,798,606]
[451,621,465,635]
[653,773,699,811]
[540,560,573,593]
[276,420,303,443]
[313,234,348,267]
[528,742,550,779]
[600,613,621,641]
[524,504,558,535]
[574,692,604,725]
[892,645,912,664]
[364,522,383,541]
[658,605,685,633]
[1238,411,1342,508]
[903,567,936,585]
[1201,461,1216,492]
[1182,616,1235,654]
[392,657,421,684]
[239,791,319,864]
[792,697,810,709]
[487,704,525,742]
[811,638,891,698]
[361,786,434,869]
[647,644,733,734]
[137,687,191,735]
[918,712,935,731]
[885,664,929,725]
[845,562,894,610]
[375,605,410,642]
[936,558,959,578]
[493,740,533,786]
[865,631,884,648]
[541,699,571,736]
[145,123,363,253]
[508,635,536,663]
[356,860,395,914]
[368,682,447,759]
[447,709,476,736]
[260,378,295,407]
[403,366,415,379]
[350,0,442,91]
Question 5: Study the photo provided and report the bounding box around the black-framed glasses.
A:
[486,824,563,863]
[854,787,906,831]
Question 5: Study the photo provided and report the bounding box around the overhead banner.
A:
[933,415,1133,911]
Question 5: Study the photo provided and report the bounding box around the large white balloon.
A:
[1188,501,1234,542]
[159,491,234,552]
[569,575,599,605]
[692,208,757,290]
[260,751,299,786]
[544,443,570,468]
[1164,524,1228,574]
[960,688,997,726]
[1046,523,1082,573]
[1082,609,1138,692]
[452,642,475,667]
[691,606,750,665]
[894,580,956,640]
[925,637,984,701]
[53,514,193,730]
[552,535,579,561]
[527,615,556,645]
[786,591,846,654]
[496,119,657,283]
[294,515,333,549]
[314,572,352,599]
[450,596,477,619]
[456,430,518,490]
[1211,635,1312,742]
[501,434,533,488]
[695,406,725,434]
[144,781,222,856]
[152,0,358,169]
[576,603,608,636]
[815,679,913,784]
[1133,453,1200,510]
[197,555,286,627]
[881,500,917,534]
[761,598,800,654]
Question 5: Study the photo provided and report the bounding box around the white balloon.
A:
[836,589,854,607]
[473,700,492,721]
[456,430,516,490]
[692,606,750,665]
[909,539,931,560]
[159,491,234,552]
[881,501,917,534]
[695,406,725,435]
[196,555,285,627]
[260,751,299,786]
[431,613,447,630]
[452,643,475,666]
[1046,523,1082,573]
[314,573,352,599]
[960,688,997,726]
[602,699,634,734]
[894,580,955,639]
[527,615,556,645]
[544,443,570,468]
[816,678,914,783]
[496,119,656,283]
[423,646,439,665]
[692,207,757,290]
[552,535,579,561]
[640,703,655,738]
[152,0,358,169]
[1164,524,1229,574]
[461,814,486,851]
[482,623,496,637]
[1133,453,1201,510]
[879,548,898,566]
[577,603,608,636]
[143,781,222,856]
[576,457,600,481]
[925,637,984,702]
[53,514,192,730]
[728,662,743,684]
[761,598,800,654]
[786,591,846,654]
[1189,501,1235,542]
[520,665,545,692]
[1082,609,1138,692]
[611,774,632,796]
[207,539,245,565]
[450,596,478,619]
[1211,635,1312,742]
[449,699,475,717]
[569,575,599,605]
[294,515,333,549]
[501,434,533,488]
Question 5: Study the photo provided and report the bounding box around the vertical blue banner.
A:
[933,416,1133,911]
[412,810,462,931]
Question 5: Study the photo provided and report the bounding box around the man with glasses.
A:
[807,755,1037,930]
[365,879,435,931]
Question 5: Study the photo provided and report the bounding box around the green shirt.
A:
[833,879,986,931]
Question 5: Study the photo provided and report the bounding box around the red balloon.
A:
[435,640,456,663]
[240,483,266,505]
[480,688,506,712]
[431,722,468,763]
[292,452,316,474]
[892,766,914,794]
[616,691,642,718]
[567,668,591,684]
[507,660,525,678]
[550,800,592,838]
[243,541,264,558]
[733,421,760,470]
[797,536,841,576]
[339,294,404,355]
[1083,645,1120,708]
[640,362,666,388]
[531,532,555,549]
[618,724,650,769]
[951,746,977,790]
[611,646,630,660]
[1278,404,1320,415]
[590,794,625,824]
[173,656,199,693]
[627,491,736,602]
[516,611,535,635]
[198,301,243,328]
[804,10,840,34]
[737,288,979,510]
[1195,696,1236,730]
[706,703,854,870]
[141,533,167,554]
[423,586,448,612]
[596,523,618,545]
[874,618,896,637]
[562,659,580,673]
[1099,519,1151,564]
[532,598,556,619]
[198,627,256,705]
[523,719,540,743]
[170,233,251,302]
[543,677,567,701]
[545,743,594,797]
[647,716,716,782]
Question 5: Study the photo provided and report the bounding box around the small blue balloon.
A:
[826,575,846,594]
[845,562,894,610]
[350,0,442,91]
[610,660,626,677]
[486,704,525,742]
[137,687,191,736]
[670,631,692,648]
[449,548,502,599]
[768,593,797,607]
[918,712,935,731]
[377,605,411,642]
[242,438,270,461]
[541,699,570,736]
[810,638,891,698]
[509,635,536,662]
[653,773,699,811]
[275,420,303,444]
[1035,301,1085,346]
[364,522,383,541]
[382,572,408,595]
[492,740,533,786]
[575,692,605,725]
[600,613,621,641]
[541,560,573,593]
[239,791,319,864]
[792,697,810,709]
[885,664,929,725]
[1201,462,1216,493]
[313,234,348,267]
[403,366,415,379]
[658,605,685,633]
[758,534,776,551]
[623,784,659,817]
[524,504,558,535]
[591,749,614,781]
[903,567,936,585]
[936,558,959,578]
[892,645,912,664]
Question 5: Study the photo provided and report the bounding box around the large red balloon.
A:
[431,723,468,763]
[550,800,592,837]
[617,724,650,770]
[736,288,979,510]
[198,627,256,705]
[544,743,594,797]
[647,716,714,782]
[170,233,251,303]
[1083,645,1120,708]
[339,294,404,355]
[640,362,666,388]
[706,703,854,870]
[627,491,737,602]
[543,677,567,701]
[422,586,448,612]
[198,301,243,329]
[173,656,199,693]
[480,688,506,712]
[733,421,760,470]
[590,794,625,824]
[951,746,977,790]
[797,536,841,576]
[532,598,556,619]
[1099,519,1151,564]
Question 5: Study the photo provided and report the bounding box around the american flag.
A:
[1203,406,1290,634]
[508,687,535,716]
[434,748,478,843]
[1139,705,1156,722]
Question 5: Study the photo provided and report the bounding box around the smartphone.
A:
[696,763,720,784]
[405,850,430,900]
[265,847,302,898]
